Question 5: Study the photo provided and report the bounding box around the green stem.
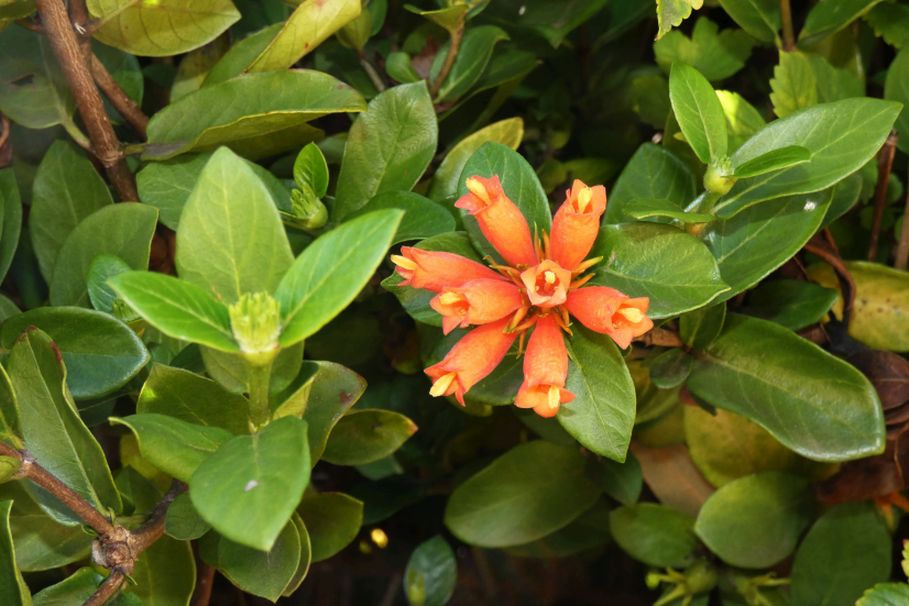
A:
[247,361,273,428]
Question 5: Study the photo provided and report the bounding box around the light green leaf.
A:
[717,0,779,43]
[275,210,402,347]
[110,272,238,353]
[248,0,360,71]
[687,314,885,461]
[334,82,437,220]
[695,472,814,568]
[733,145,810,178]
[716,90,766,151]
[656,0,704,39]
[348,191,454,245]
[669,62,727,164]
[49,203,158,307]
[609,503,696,568]
[176,147,293,303]
[295,361,366,461]
[87,0,240,57]
[130,536,196,606]
[30,141,113,282]
[559,327,635,462]
[0,170,22,284]
[404,4,466,33]
[444,441,602,547]
[770,51,818,119]
[145,70,365,159]
[170,40,228,102]
[203,23,282,86]
[293,142,329,198]
[655,18,754,81]
[865,2,909,49]
[604,143,697,223]
[619,198,714,223]
[800,0,884,45]
[190,416,310,551]
[299,492,363,562]
[280,514,312,597]
[0,500,31,606]
[858,583,909,605]
[322,409,417,466]
[405,536,457,606]
[112,414,233,483]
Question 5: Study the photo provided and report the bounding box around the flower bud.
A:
[229,292,282,366]
[289,187,328,230]
[703,158,736,196]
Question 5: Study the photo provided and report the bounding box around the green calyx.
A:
[648,560,718,606]
[289,187,329,230]
[229,292,282,365]
[703,158,736,196]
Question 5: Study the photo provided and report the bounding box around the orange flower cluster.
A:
[392,176,653,418]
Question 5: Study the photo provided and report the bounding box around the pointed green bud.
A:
[703,157,736,195]
[289,187,329,230]
[228,292,281,365]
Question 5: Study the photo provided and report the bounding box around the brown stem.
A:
[83,571,127,606]
[805,241,856,326]
[357,50,386,93]
[131,481,183,552]
[635,327,684,348]
[90,54,149,138]
[34,0,138,201]
[192,562,216,606]
[0,442,115,535]
[868,131,899,261]
[780,0,796,51]
[430,24,463,99]
[896,158,909,270]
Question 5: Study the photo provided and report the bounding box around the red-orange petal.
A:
[455,175,538,267]
[391,247,504,292]
[565,286,653,349]
[514,315,574,417]
[549,180,607,271]
[430,279,524,334]
[424,317,517,405]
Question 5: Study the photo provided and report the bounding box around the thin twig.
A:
[635,327,684,348]
[0,442,115,535]
[0,113,10,152]
[90,54,149,138]
[192,562,216,606]
[357,50,386,93]
[430,24,464,99]
[131,481,183,552]
[806,241,856,326]
[34,0,138,201]
[868,131,899,261]
[780,0,796,51]
[896,158,909,270]
[83,571,127,606]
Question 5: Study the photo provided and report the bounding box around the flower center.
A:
[437,291,469,316]
[576,187,592,212]
[429,371,457,396]
[617,307,644,323]
[520,260,571,309]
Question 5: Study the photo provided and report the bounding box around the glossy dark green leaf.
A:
[717,0,779,42]
[322,409,417,466]
[742,279,837,330]
[791,502,891,606]
[348,191,455,245]
[0,500,30,605]
[299,491,363,562]
[444,441,602,547]
[457,142,551,260]
[604,144,697,223]
[649,348,693,389]
[688,314,884,461]
[32,567,139,605]
[49,203,158,307]
[334,82,437,220]
[0,170,22,284]
[164,492,211,541]
[275,210,402,347]
[203,23,283,86]
[589,223,729,318]
[0,306,150,400]
[145,71,364,159]
[732,145,810,178]
[669,62,726,163]
[608,503,697,568]
[433,26,508,103]
[190,416,310,551]
[507,501,612,558]
[110,272,238,353]
[86,254,131,314]
[485,0,608,46]
[8,329,121,523]
[137,364,249,434]
[559,327,635,462]
[130,535,196,606]
[405,536,457,606]
[679,303,726,350]
[800,0,884,45]
[112,414,232,483]
[695,472,814,568]
[600,454,643,506]
[30,141,112,281]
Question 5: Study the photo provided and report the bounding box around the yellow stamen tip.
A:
[544,270,556,285]
[390,254,416,270]
[439,291,464,305]
[547,385,561,410]
[465,177,491,204]
[430,372,457,397]
[618,307,644,323]
[577,187,592,212]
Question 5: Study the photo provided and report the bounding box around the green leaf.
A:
[110,272,238,353]
[885,47,909,154]
[649,348,693,389]
[680,303,727,350]
[600,454,644,506]
[444,441,602,547]
[32,568,138,605]
[199,520,301,601]
[655,18,754,82]
[322,409,417,466]
[695,472,814,568]
[87,0,240,57]
[334,82,437,220]
[457,142,552,259]
[687,314,885,461]
[669,63,727,164]
[717,90,766,151]
[716,99,900,217]
[348,191,454,245]
[800,0,884,45]
[296,361,366,461]
[589,223,729,318]
[0,170,22,284]
[275,210,402,347]
[717,0,779,43]
[0,306,150,400]
[0,500,31,606]
[608,503,696,568]
[189,416,310,551]
[293,143,329,198]
[791,502,891,606]
[404,536,457,606]
[169,40,228,102]
[49,203,158,307]
[130,536,196,606]
[619,198,714,223]
[175,147,293,303]
[299,492,363,562]
[247,0,360,71]
[741,279,837,330]
[732,145,811,178]
[429,117,524,203]
[484,0,607,47]
[858,584,909,605]
[386,51,421,84]
[507,501,612,558]
[404,4,466,33]
[30,141,112,282]
[145,71,364,159]
[770,51,819,119]
[9,329,121,523]
[558,327,635,462]
[86,254,131,314]
[865,2,909,49]
[657,0,704,39]
[164,493,211,541]
[280,514,312,597]
[112,414,233,483]
[604,144,696,224]
[432,26,508,103]
[702,190,832,299]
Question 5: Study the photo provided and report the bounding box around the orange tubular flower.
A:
[515,315,574,418]
[430,279,524,335]
[391,247,503,292]
[565,286,654,349]
[424,318,518,405]
[455,175,538,267]
[549,180,607,271]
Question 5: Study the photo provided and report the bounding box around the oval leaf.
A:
[669,62,727,163]
[321,409,417,466]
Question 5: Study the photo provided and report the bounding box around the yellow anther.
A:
[439,291,465,305]
[617,307,644,323]
[547,385,561,410]
[577,187,592,212]
[390,254,417,270]
[429,372,457,397]
[370,528,389,549]
[544,270,557,285]
[466,177,492,204]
